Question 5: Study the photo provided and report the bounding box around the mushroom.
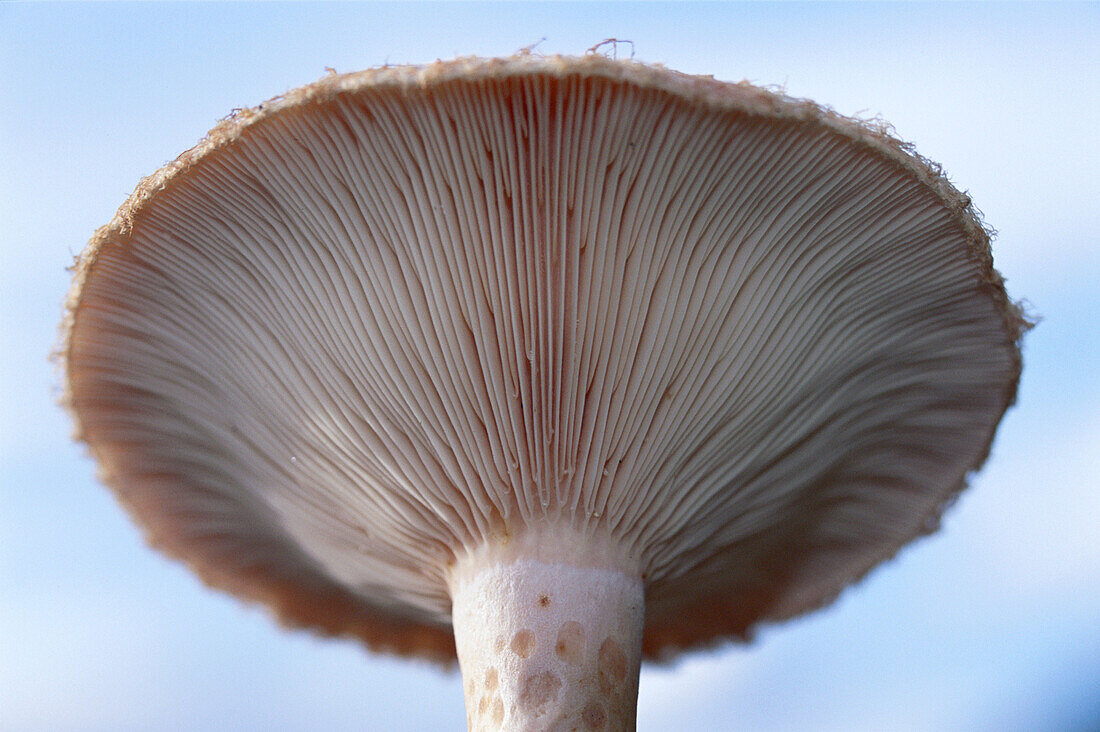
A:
[62,55,1025,730]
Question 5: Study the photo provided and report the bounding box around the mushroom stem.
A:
[451,557,644,731]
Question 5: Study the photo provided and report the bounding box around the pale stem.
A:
[451,558,644,731]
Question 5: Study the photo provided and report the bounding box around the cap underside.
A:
[64,55,1025,663]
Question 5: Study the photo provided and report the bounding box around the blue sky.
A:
[2,3,1098,730]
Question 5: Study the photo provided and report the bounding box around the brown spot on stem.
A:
[511,628,535,658]
[598,637,627,694]
[555,621,585,666]
[582,701,607,730]
[518,671,561,716]
[538,593,551,607]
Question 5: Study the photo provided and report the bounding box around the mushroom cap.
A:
[63,55,1026,663]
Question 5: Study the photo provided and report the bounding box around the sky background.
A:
[2,3,1098,730]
